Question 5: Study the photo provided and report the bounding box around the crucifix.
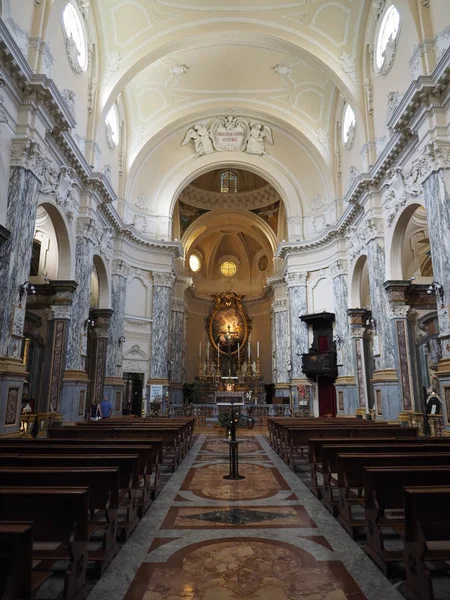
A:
[220,323,239,377]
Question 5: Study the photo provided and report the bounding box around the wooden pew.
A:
[320,442,450,515]
[0,467,120,574]
[0,523,37,600]
[363,466,450,575]
[403,486,450,600]
[0,439,162,512]
[308,437,399,499]
[0,488,89,600]
[335,453,450,537]
[0,453,140,541]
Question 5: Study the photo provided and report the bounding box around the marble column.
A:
[0,140,45,436]
[270,276,290,400]
[366,227,399,414]
[285,271,311,412]
[384,281,421,419]
[418,142,450,423]
[104,260,128,416]
[61,218,98,422]
[87,309,114,411]
[169,277,190,406]
[330,261,357,415]
[147,272,175,415]
[40,282,77,413]
[347,309,371,415]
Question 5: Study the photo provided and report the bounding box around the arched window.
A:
[189,254,201,273]
[375,4,400,74]
[220,171,238,194]
[342,103,356,150]
[62,1,88,73]
[105,104,120,149]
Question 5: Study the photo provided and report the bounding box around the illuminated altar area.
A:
[194,292,266,406]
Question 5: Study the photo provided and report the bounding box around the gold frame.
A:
[207,291,251,356]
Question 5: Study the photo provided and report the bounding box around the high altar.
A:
[195,292,266,405]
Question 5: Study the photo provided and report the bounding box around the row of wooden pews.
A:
[0,416,195,600]
[268,416,450,600]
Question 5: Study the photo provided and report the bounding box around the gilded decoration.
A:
[207,292,251,356]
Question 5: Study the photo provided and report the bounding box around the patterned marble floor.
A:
[87,434,403,600]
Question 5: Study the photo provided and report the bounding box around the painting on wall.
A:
[5,387,19,425]
[178,200,208,236]
[207,291,251,356]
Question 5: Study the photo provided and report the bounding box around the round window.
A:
[220,261,237,277]
[62,1,88,73]
[375,4,400,73]
[189,254,201,273]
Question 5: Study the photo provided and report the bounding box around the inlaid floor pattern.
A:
[87,434,404,600]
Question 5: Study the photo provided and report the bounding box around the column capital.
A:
[112,259,133,278]
[152,271,175,288]
[10,138,46,180]
[329,260,347,279]
[414,140,450,183]
[347,308,370,326]
[285,271,307,288]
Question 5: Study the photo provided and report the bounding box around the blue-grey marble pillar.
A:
[104,260,128,415]
[0,140,45,435]
[147,272,175,413]
[285,271,311,412]
[270,276,290,398]
[331,261,357,415]
[347,308,371,414]
[418,143,450,425]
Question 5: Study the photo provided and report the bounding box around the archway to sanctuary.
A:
[174,168,286,408]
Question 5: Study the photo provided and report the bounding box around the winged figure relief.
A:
[246,122,273,155]
[181,123,214,158]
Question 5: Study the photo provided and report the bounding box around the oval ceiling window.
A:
[62,1,88,73]
[221,261,237,277]
[375,4,400,74]
[189,254,201,273]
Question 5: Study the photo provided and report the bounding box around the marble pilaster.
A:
[347,309,371,415]
[330,261,357,415]
[104,260,129,415]
[169,279,189,405]
[0,140,45,435]
[148,272,175,412]
[384,281,420,417]
[87,309,114,411]
[270,277,290,393]
[39,282,77,413]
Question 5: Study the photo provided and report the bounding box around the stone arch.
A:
[387,201,428,281]
[37,201,74,280]
[349,254,370,308]
[93,254,110,309]
[150,154,304,242]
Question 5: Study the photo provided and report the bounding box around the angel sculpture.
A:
[181,123,214,158]
[246,122,273,156]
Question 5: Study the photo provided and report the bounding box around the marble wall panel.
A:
[150,274,174,380]
[286,276,308,380]
[273,307,290,383]
[170,302,186,384]
[0,167,41,357]
[332,273,353,377]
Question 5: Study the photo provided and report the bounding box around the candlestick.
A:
[248,341,251,359]
[257,341,260,358]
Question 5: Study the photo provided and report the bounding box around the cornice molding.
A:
[178,183,281,211]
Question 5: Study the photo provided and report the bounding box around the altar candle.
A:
[218,342,220,363]
[248,341,251,359]
[199,342,201,358]
[257,341,260,358]
[238,342,240,361]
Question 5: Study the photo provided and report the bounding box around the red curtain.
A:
[318,378,337,417]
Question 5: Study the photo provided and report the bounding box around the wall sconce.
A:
[366,316,377,329]
[118,335,126,345]
[427,281,444,306]
[84,318,95,330]
[18,281,36,306]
